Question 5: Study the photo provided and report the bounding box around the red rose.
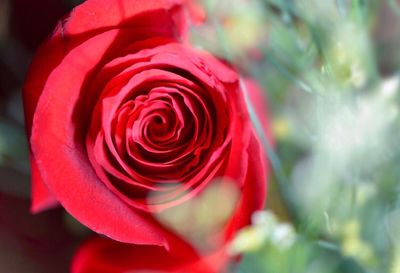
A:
[24,0,271,271]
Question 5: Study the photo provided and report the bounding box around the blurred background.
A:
[1,0,400,272]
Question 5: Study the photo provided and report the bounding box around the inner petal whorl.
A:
[86,58,232,211]
[111,85,211,179]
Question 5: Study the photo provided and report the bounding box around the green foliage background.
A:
[190,0,400,272]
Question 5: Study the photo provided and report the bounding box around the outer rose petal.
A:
[71,236,228,273]
[61,0,187,38]
[224,134,267,239]
[24,0,191,247]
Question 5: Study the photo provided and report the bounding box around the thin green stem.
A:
[264,51,315,94]
[240,79,299,224]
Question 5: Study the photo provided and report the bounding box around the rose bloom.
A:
[23,0,271,272]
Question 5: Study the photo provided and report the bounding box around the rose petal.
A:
[62,0,187,38]
[71,236,227,273]
[224,134,267,240]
